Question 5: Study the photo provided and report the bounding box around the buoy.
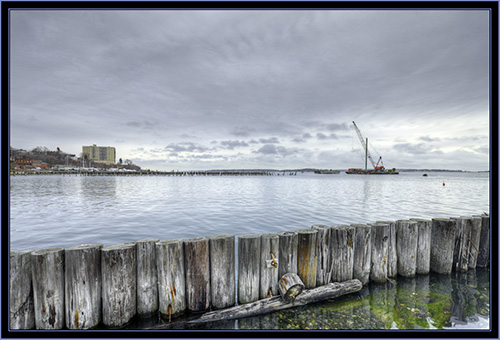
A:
[443,182,445,186]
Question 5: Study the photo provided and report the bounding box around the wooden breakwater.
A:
[9,213,490,330]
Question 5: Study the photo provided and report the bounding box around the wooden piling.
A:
[278,272,305,303]
[311,225,331,286]
[136,239,159,317]
[376,220,397,277]
[430,218,456,275]
[370,223,390,283]
[277,231,298,280]
[330,225,355,282]
[451,217,472,272]
[209,234,235,309]
[409,218,432,275]
[468,216,482,269]
[10,250,35,329]
[101,243,137,328]
[156,239,186,319]
[259,234,279,299]
[31,247,65,329]
[296,229,318,289]
[184,237,210,312]
[238,234,261,304]
[64,244,102,329]
[477,214,490,267]
[396,220,418,277]
[352,224,371,285]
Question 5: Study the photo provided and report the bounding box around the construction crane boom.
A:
[352,121,384,171]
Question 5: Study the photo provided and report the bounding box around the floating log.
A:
[278,273,305,303]
[352,224,371,285]
[259,234,279,299]
[396,220,418,277]
[330,225,355,282]
[370,223,390,283]
[101,243,137,328]
[209,234,235,309]
[64,244,103,329]
[430,218,456,275]
[277,231,298,280]
[410,218,432,275]
[311,225,331,286]
[31,247,65,330]
[156,239,186,319]
[184,237,210,312]
[296,229,318,289]
[10,250,35,329]
[238,234,261,304]
[377,220,398,277]
[468,216,482,269]
[477,214,490,267]
[189,279,362,324]
[136,239,159,317]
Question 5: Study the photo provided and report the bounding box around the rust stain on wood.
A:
[74,309,79,328]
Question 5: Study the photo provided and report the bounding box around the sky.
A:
[10,9,490,171]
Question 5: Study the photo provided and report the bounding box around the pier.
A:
[9,213,490,330]
[10,170,299,177]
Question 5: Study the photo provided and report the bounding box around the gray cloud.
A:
[218,140,250,150]
[258,137,280,144]
[164,142,210,153]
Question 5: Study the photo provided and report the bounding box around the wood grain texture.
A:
[10,250,35,329]
[209,234,235,309]
[136,239,159,317]
[430,218,456,275]
[238,235,261,304]
[184,237,210,312]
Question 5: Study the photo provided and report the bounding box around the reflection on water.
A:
[126,268,490,331]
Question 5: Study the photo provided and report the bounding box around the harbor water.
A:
[9,171,490,330]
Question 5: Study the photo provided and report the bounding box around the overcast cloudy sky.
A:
[10,9,490,171]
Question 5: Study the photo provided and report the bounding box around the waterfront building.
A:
[82,144,116,165]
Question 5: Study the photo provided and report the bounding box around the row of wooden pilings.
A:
[10,214,490,330]
[11,170,298,176]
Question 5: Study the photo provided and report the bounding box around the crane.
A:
[352,121,385,171]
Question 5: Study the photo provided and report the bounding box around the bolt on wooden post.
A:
[64,244,103,329]
[156,239,186,319]
[184,237,210,312]
[259,233,279,299]
[31,247,65,330]
[238,234,261,304]
[136,239,159,317]
[10,250,35,329]
[101,243,137,328]
[209,234,236,309]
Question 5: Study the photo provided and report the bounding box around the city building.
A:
[82,144,116,165]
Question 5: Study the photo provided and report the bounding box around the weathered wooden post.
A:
[156,239,186,319]
[330,225,355,282]
[468,216,482,269]
[370,223,390,283]
[477,214,490,267]
[10,250,35,329]
[31,247,65,329]
[184,237,210,312]
[238,234,261,304]
[259,234,279,299]
[278,273,305,303]
[430,218,456,275]
[409,218,432,275]
[209,234,235,309]
[376,220,397,277]
[296,229,318,289]
[136,239,159,317]
[352,224,371,285]
[451,216,472,272]
[101,243,137,328]
[277,231,298,280]
[311,225,331,286]
[396,220,418,277]
[64,244,102,329]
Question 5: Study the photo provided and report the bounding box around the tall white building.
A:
[82,144,116,165]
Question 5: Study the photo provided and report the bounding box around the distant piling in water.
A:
[10,212,490,330]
